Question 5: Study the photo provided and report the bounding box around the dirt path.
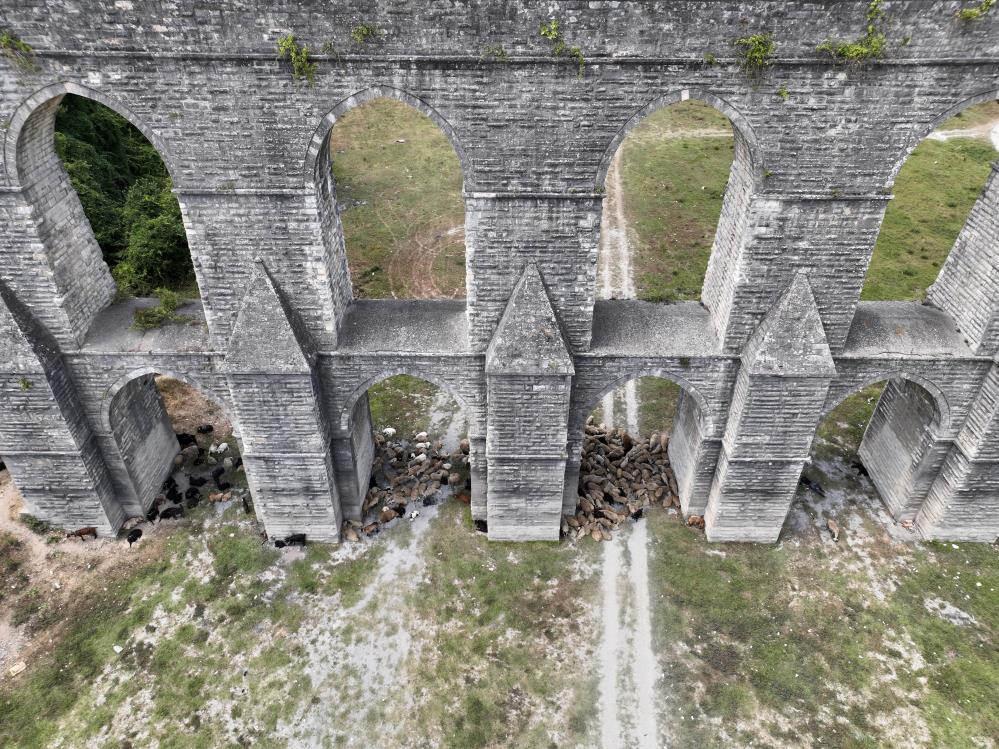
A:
[928,117,999,151]
[595,149,662,748]
[598,149,639,433]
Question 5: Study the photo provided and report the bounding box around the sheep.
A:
[274,533,306,548]
[159,506,184,520]
[176,433,198,449]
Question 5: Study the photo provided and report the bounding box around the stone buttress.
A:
[485,264,574,542]
[221,262,342,541]
[916,359,999,542]
[705,273,837,542]
[0,281,121,534]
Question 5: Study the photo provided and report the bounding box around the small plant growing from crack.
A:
[18,377,32,391]
[481,44,509,62]
[956,0,995,20]
[277,34,317,84]
[733,33,775,76]
[816,0,888,63]
[0,29,38,72]
[777,84,790,101]
[703,52,718,66]
[350,24,381,45]
[539,19,586,78]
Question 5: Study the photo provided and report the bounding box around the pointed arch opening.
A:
[311,89,467,303]
[596,91,759,308]
[568,370,716,523]
[863,98,999,303]
[801,376,950,532]
[7,85,203,344]
[104,371,248,520]
[337,372,470,526]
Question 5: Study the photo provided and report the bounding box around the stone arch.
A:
[101,367,233,435]
[4,83,195,346]
[4,81,178,186]
[304,86,469,184]
[887,86,999,184]
[339,368,470,432]
[817,374,953,523]
[595,87,762,189]
[823,373,950,430]
[577,368,714,434]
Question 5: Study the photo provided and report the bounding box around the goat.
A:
[196,424,214,434]
[189,475,207,488]
[283,533,307,547]
[126,528,143,547]
[799,476,826,498]
[67,526,98,540]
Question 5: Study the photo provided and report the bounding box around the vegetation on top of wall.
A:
[132,288,191,331]
[276,34,317,83]
[54,95,194,298]
[816,0,888,62]
[539,19,586,78]
[350,24,381,45]
[733,33,775,75]
[956,0,995,20]
[0,29,37,72]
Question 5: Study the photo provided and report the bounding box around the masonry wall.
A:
[0,1,997,542]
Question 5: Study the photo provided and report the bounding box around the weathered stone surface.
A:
[0,1,996,542]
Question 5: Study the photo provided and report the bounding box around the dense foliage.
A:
[54,95,195,297]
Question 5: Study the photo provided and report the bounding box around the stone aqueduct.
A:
[0,1,997,543]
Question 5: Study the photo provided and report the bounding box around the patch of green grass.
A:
[0,532,28,604]
[647,507,999,746]
[409,502,599,748]
[285,541,384,607]
[941,100,999,130]
[618,102,734,302]
[330,98,465,299]
[366,373,439,436]
[816,383,884,456]
[864,136,998,301]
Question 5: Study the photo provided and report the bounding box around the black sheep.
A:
[126,528,142,547]
[211,466,226,488]
[283,533,307,546]
[159,505,184,520]
[177,433,198,448]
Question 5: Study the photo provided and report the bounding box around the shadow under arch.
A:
[339,368,471,433]
[304,85,469,184]
[886,86,999,185]
[578,368,714,435]
[4,81,179,187]
[823,372,951,432]
[595,87,762,189]
[102,367,233,436]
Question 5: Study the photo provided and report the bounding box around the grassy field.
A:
[330,98,466,299]
[618,101,734,303]
[1,480,994,747]
[0,499,600,748]
[864,136,998,301]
